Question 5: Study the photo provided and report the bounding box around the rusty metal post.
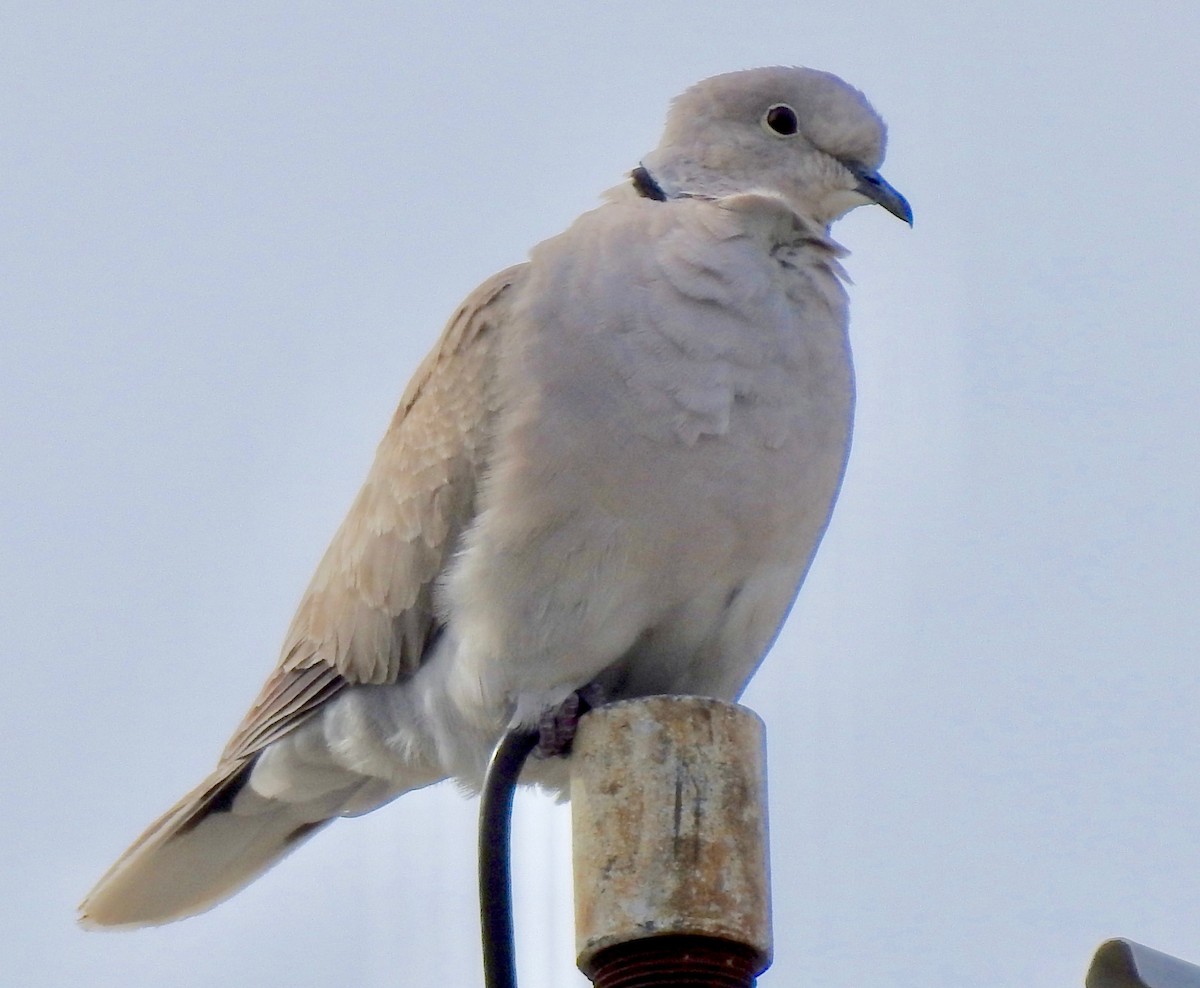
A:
[570,696,772,987]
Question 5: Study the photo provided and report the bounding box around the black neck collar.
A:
[630,165,668,202]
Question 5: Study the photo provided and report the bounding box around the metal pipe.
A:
[570,696,773,987]
[479,727,540,988]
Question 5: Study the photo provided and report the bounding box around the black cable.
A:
[478,726,540,988]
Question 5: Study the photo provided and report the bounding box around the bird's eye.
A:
[763,104,799,136]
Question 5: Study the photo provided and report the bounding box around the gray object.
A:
[1088,940,1200,988]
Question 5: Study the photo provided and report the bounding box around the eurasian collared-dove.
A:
[80,65,910,928]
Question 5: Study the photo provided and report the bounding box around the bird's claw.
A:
[533,684,606,759]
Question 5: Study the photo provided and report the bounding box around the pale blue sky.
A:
[4,3,1199,986]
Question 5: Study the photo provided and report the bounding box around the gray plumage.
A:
[80,65,909,928]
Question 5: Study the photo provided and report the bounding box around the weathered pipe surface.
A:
[570,696,772,983]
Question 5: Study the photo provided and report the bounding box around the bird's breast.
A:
[435,200,855,724]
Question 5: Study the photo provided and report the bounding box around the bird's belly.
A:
[259,392,851,804]
[444,372,849,711]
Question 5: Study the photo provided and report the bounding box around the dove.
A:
[80,65,911,929]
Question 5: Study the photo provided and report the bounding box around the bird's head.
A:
[639,66,912,228]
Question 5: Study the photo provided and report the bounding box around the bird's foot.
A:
[534,684,606,759]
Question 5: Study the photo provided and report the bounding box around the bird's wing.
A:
[220,262,526,764]
[79,264,528,928]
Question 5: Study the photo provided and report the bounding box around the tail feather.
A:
[78,759,357,928]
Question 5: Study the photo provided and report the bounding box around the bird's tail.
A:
[78,757,395,928]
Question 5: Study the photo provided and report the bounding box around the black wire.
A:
[479,726,540,988]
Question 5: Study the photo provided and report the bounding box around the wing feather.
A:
[217,263,526,765]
